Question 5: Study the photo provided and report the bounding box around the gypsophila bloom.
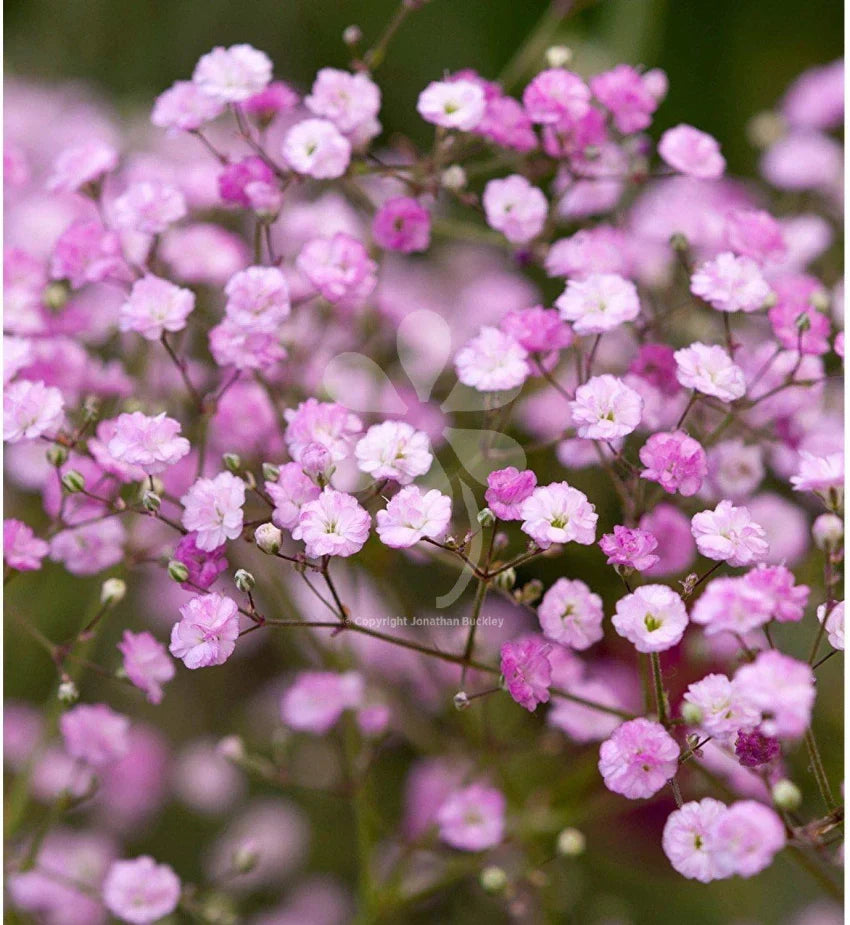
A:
[724,208,786,262]
[181,472,246,551]
[3,519,49,571]
[682,674,760,743]
[613,584,688,652]
[639,431,708,497]
[743,564,809,623]
[354,421,433,484]
[455,327,530,392]
[599,526,660,572]
[284,399,363,464]
[790,450,844,503]
[707,801,785,878]
[218,155,275,208]
[590,64,659,133]
[734,729,780,768]
[556,273,640,334]
[118,631,175,705]
[690,576,771,636]
[417,79,486,131]
[50,219,129,289]
[282,118,351,179]
[658,124,725,179]
[436,784,506,851]
[598,718,679,799]
[537,578,604,650]
[266,462,321,532]
[280,671,364,733]
[674,343,746,402]
[485,466,537,521]
[570,375,643,439]
[169,593,240,669]
[500,637,553,711]
[690,253,773,313]
[376,486,451,548]
[500,306,573,354]
[298,487,371,558]
[482,175,548,244]
[112,180,187,235]
[704,439,764,501]
[523,68,591,124]
[629,343,680,396]
[152,80,224,132]
[60,703,130,768]
[106,412,190,475]
[4,379,64,443]
[118,275,195,340]
[305,67,381,137]
[46,141,118,193]
[372,197,431,253]
[296,232,377,305]
[224,265,290,331]
[733,650,815,740]
[662,798,729,882]
[172,532,228,590]
[818,601,844,650]
[520,481,597,549]
[102,856,181,924]
[193,44,272,103]
[691,501,769,567]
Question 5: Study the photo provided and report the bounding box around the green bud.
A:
[494,566,516,592]
[142,490,161,512]
[261,462,280,483]
[234,569,255,592]
[254,523,282,555]
[810,288,831,312]
[43,280,70,311]
[476,507,495,527]
[233,844,259,874]
[100,578,126,607]
[46,444,69,467]
[556,827,586,857]
[343,24,362,45]
[545,45,572,67]
[772,779,802,811]
[681,702,703,726]
[61,469,85,493]
[168,559,189,583]
[479,865,508,893]
[223,453,242,473]
[58,679,79,704]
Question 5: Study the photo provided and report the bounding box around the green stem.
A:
[804,727,836,811]
[650,652,669,727]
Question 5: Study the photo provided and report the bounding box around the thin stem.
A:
[650,652,669,727]
[804,727,836,811]
[460,577,489,689]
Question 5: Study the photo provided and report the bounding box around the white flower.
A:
[455,327,529,392]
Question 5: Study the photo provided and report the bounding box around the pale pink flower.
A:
[523,68,591,124]
[500,306,573,354]
[282,118,351,179]
[455,327,529,392]
[818,601,844,650]
[690,252,773,313]
[181,472,246,551]
[724,208,786,262]
[706,801,785,878]
[152,80,224,132]
[60,703,130,768]
[280,671,364,733]
[482,175,548,244]
[674,342,746,402]
[704,439,764,501]
[658,124,725,179]
[743,564,809,623]
[208,320,285,372]
[733,650,815,740]
[485,466,537,521]
[106,411,190,475]
[690,501,769,567]
[761,130,842,192]
[4,379,64,442]
[590,64,658,133]
[298,487,371,558]
[169,593,240,669]
[537,577,604,650]
[117,631,175,705]
[599,526,660,572]
[112,181,187,235]
[682,674,760,743]
[500,637,552,711]
[296,232,377,305]
[662,798,729,882]
[284,398,363,464]
[3,519,49,571]
[790,450,844,502]
[612,584,688,652]
[598,718,679,799]
[376,486,452,548]
[50,219,129,289]
[372,197,431,253]
[519,481,597,549]
[46,141,118,193]
[193,44,272,103]
[266,462,321,532]
[690,576,772,636]
[355,421,433,484]
[102,856,181,924]
[436,783,506,851]
[305,68,381,136]
[556,272,640,335]
[570,375,643,439]
[49,519,126,576]
[547,676,624,743]
[223,265,290,331]
[782,59,844,130]
[417,79,486,131]
[639,431,708,497]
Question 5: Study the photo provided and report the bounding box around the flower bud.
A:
[58,679,79,704]
[100,578,127,607]
[494,566,516,592]
[46,444,69,467]
[556,827,586,857]
[255,522,283,555]
[476,507,495,528]
[168,559,190,583]
[680,702,703,726]
[517,579,543,605]
[479,865,508,893]
[772,779,802,811]
[813,513,843,551]
[545,45,572,68]
[441,165,467,191]
[453,691,470,711]
[223,453,242,473]
[262,462,280,483]
[217,735,245,762]
[61,470,85,493]
[43,280,70,311]
[82,396,100,422]
[301,442,333,479]
[234,569,255,592]
[343,24,362,45]
[142,490,161,512]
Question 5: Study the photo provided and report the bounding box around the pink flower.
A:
[49,519,126,576]
[118,275,195,341]
[662,798,729,882]
[305,68,381,136]
[743,564,809,622]
[732,650,814,740]
[218,156,276,208]
[519,481,597,549]
[599,525,660,572]
[209,320,285,372]
[436,783,506,851]
[106,411,190,475]
[223,265,290,331]
[172,532,228,590]
[266,463,321,532]
[355,421,433,484]
[537,577,604,650]
[658,124,725,179]
[782,59,844,130]
[112,181,187,235]
[690,252,773,313]
[117,631,175,705]
[4,519,49,571]
[767,274,832,355]
[169,593,240,669]
[690,576,772,636]
[674,342,746,402]
[682,674,759,743]
[102,856,181,924]
[546,225,631,279]
[724,208,786,262]
[500,306,573,354]
[500,637,552,711]
[60,703,130,768]
[282,118,351,179]
[640,504,696,576]
[482,175,548,244]
[818,601,844,650]
[598,718,679,799]
[639,431,708,496]
[590,64,658,133]
[455,327,529,392]
[298,487,371,558]
[50,220,129,289]
[612,584,688,652]
[241,80,299,119]
[296,232,377,306]
[485,466,537,521]
[192,44,272,103]
[280,671,364,733]
[556,273,640,335]
[181,472,246,551]
[570,375,643,439]
[629,343,680,396]
[4,379,64,442]
[376,486,452,548]
[790,450,844,501]
[523,68,591,125]
[761,130,842,192]
[417,79,486,131]
[704,439,764,501]
[284,399,363,465]
[46,141,118,193]
[691,501,769,566]
[152,80,224,132]
[372,197,431,253]
[706,801,785,878]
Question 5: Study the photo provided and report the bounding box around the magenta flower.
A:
[372,197,431,254]
[172,532,228,590]
[169,592,240,669]
[590,64,659,133]
[599,525,660,572]
[500,636,553,711]
[484,466,537,521]
[734,729,780,768]
[500,305,573,354]
[639,430,708,497]
[523,68,590,125]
